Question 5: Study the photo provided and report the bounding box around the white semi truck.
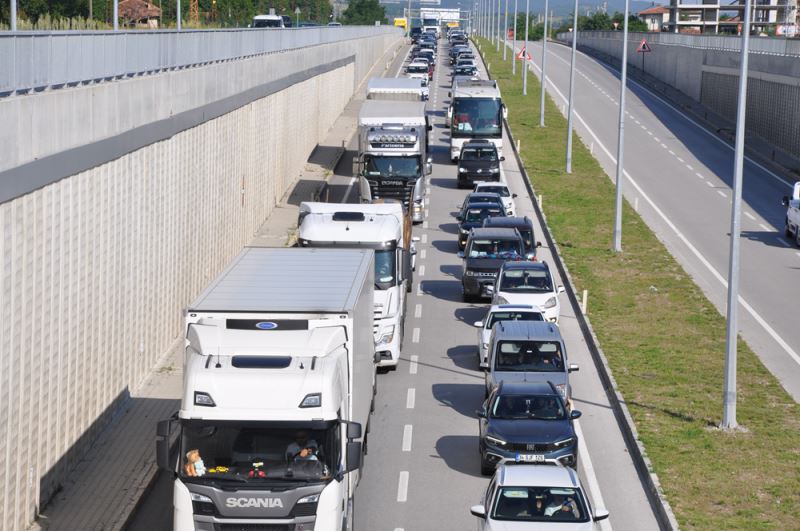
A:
[356,100,432,224]
[783,182,800,246]
[448,79,508,162]
[297,201,417,368]
[366,77,428,101]
[156,247,376,531]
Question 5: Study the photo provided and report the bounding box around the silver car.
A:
[475,304,545,369]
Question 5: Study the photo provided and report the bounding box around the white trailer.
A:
[367,77,427,102]
[297,201,418,368]
[357,100,432,223]
[157,247,376,531]
[448,79,508,162]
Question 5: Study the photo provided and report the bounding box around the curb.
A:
[475,38,680,531]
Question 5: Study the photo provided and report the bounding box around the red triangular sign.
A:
[636,38,652,53]
[516,47,533,61]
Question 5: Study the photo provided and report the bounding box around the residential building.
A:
[638,5,672,31]
[667,0,797,34]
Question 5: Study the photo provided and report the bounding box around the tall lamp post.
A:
[512,0,518,74]
[539,0,549,126]
[612,0,630,252]
[522,0,530,95]
[503,0,509,60]
[565,0,578,173]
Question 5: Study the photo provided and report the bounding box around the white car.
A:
[470,460,609,530]
[474,304,545,369]
[474,181,517,216]
[782,181,800,246]
[492,261,565,323]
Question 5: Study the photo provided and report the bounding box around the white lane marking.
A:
[759,223,771,231]
[706,181,714,188]
[717,190,727,198]
[777,238,791,247]
[539,73,800,369]
[575,420,613,531]
[744,212,756,221]
[420,249,427,260]
[647,131,653,136]
[677,157,685,163]
[653,136,660,142]
[422,233,428,244]
[419,265,426,277]
[640,124,647,130]
[423,221,429,229]
[414,304,422,318]
[402,425,413,452]
[412,327,420,343]
[696,172,705,179]
[409,355,419,374]
[668,150,675,155]
[687,164,694,171]
[397,471,409,502]
[796,252,800,258]
[395,47,412,78]
[406,388,416,409]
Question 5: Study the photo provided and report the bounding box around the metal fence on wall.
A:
[556,31,800,57]
[0,26,400,96]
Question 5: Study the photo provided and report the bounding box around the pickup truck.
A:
[782,182,800,247]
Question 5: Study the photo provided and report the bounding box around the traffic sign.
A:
[636,38,652,53]
[516,46,532,61]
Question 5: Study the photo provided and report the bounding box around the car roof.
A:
[493,320,562,341]
[497,380,558,396]
[501,260,548,272]
[484,216,533,229]
[497,462,581,489]
[469,227,520,239]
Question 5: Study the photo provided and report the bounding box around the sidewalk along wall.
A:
[560,31,800,163]
[0,30,400,531]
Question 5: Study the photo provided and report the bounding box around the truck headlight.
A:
[486,434,508,448]
[377,326,395,346]
[543,297,557,309]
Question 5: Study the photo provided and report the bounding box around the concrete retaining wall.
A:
[0,29,399,530]
[567,32,800,163]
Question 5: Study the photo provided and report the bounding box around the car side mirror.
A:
[473,320,483,328]
[502,104,508,119]
[427,124,433,131]
[570,410,582,420]
[783,195,790,206]
[412,236,421,243]
[568,363,579,373]
[593,508,610,522]
[475,409,486,418]
[536,241,542,248]
[525,253,536,261]
[557,285,565,294]
[511,193,517,198]
[500,156,506,162]
[457,251,465,258]
[470,504,487,519]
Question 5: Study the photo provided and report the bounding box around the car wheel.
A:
[480,457,494,476]
[785,219,792,238]
[796,228,800,247]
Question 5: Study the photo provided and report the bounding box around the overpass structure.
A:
[0,26,400,530]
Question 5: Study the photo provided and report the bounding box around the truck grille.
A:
[368,182,414,204]
[218,525,293,531]
[373,304,383,333]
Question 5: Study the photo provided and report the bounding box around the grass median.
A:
[475,38,800,529]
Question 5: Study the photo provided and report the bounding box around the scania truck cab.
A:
[448,79,507,162]
[357,100,433,223]
[298,201,418,368]
[157,248,375,531]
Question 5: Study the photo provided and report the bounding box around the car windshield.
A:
[179,422,339,484]
[464,208,504,223]
[491,394,566,420]
[499,269,552,292]
[467,238,522,258]
[374,249,397,289]
[492,486,589,522]
[477,185,508,196]
[486,311,544,329]
[407,65,428,74]
[494,340,564,372]
[462,148,498,162]
[365,156,421,178]
[252,18,282,27]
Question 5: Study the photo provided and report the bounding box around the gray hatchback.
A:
[485,321,579,404]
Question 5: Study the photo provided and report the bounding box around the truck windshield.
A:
[365,156,421,178]
[179,422,339,484]
[375,249,397,289]
[494,341,564,372]
[252,18,282,27]
[452,98,502,137]
[423,18,438,26]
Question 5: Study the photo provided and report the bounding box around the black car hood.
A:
[488,418,574,442]
[464,257,508,271]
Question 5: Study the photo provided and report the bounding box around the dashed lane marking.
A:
[409,355,418,374]
[402,425,413,452]
[419,265,425,277]
[422,233,428,244]
[717,190,727,198]
[414,304,422,318]
[412,328,420,343]
[744,212,756,221]
[406,388,416,409]
[397,471,409,502]
[759,223,771,231]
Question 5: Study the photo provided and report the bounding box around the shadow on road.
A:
[432,382,484,418]
[434,435,483,478]
[445,345,481,372]
[431,239,458,254]
[454,306,486,326]
[439,264,461,278]
[438,222,459,235]
[739,230,795,250]
[431,177,458,190]
[420,279,463,302]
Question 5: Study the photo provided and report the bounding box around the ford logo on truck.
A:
[255,321,278,330]
[226,497,284,508]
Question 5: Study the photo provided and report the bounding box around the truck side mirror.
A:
[426,162,433,175]
[557,285,566,294]
[345,441,362,472]
[511,193,517,198]
[156,417,177,471]
[346,421,363,440]
[536,241,542,248]
[502,104,508,119]
[782,195,790,206]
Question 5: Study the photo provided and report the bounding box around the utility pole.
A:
[496,0,502,50]
[10,0,17,30]
[522,0,530,95]
[565,0,579,173]
[612,0,630,252]
[113,0,119,29]
[503,0,509,60]
[539,0,549,126]
[177,0,181,30]
[512,0,518,74]
[722,0,753,431]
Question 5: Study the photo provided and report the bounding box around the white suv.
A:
[492,261,565,323]
[470,460,609,530]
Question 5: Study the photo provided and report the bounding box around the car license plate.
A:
[516,454,545,463]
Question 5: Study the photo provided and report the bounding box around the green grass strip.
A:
[475,37,800,530]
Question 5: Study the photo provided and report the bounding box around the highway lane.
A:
[513,39,800,402]
[353,40,659,530]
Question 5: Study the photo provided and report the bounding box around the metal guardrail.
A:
[0,26,400,96]
[556,31,800,57]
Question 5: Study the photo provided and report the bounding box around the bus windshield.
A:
[451,98,502,137]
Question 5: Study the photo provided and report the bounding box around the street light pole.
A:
[113,0,119,29]
[539,0,549,126]
[177,0,182,30]
[612,0,630,252]
[10,0,17,30]
[522,0,530,95]
[496,0,502,50]
[512,0,518,74]
[565,0,579,173]
[722,0,753,431]
[503,0,509,60]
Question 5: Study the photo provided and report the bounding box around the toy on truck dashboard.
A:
[782,182,800,247]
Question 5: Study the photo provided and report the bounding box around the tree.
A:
[611,12,648,32]
[341,0,385,25]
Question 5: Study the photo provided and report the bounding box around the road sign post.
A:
[636,38,651,74]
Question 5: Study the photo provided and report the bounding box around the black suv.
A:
[459,227,524,301]
[455,195,506,249]
[483,216,540,258]
[457,140,503,188]
[478,381,581,475]
[410,27,422,42]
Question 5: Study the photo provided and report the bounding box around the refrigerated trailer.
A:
[157,247,376,531]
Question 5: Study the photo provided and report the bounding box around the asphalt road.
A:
[511,38,800,403]
[127,39,661,531]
